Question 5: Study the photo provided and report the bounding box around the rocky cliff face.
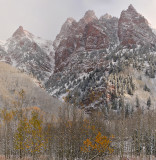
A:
[45,5,156,111]
[0,5,154,84]
[53,5,156,73]
[0,26,55,82]
[54,10,119,72]
[118,5,156,46]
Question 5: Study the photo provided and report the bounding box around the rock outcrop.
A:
[118,4,156,46]
[54,10,119,72]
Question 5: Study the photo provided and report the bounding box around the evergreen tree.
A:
[136,96,140,108]
[147,97,151,109]
[125,104,130,118]
[144,84,150,92]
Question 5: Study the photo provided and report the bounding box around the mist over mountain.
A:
[0,5,156,113]
[0,4,155,115]
[0,4,156,160]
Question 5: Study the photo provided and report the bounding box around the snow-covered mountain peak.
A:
[66,17,76,25]
[0,27,55,82]
[121,4,141,20]
[60,17,76,34]
[101,13,112,20]
[118,4,156,46]
[12,26,32,38]
[81,10,97,23]
[127,4,137,12]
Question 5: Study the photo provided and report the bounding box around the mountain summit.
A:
[12,26,25,37]
[53,4,156,73]
[0,26,55,82]
[81,10,97,23]
[127,4,137,12]
[118,5,155,46]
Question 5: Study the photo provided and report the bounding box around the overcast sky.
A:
[0,0,156,41]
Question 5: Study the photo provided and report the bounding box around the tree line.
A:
[0,89,156,160]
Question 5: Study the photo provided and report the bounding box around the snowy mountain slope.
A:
[53,10,119,73]
[0,4,155,113]
[0,26,55,83]
[152,28,156,35]
[45,5,156,112]
[53,5,156,73]
[0,62,62,116]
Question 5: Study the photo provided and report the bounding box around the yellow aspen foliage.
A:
[15,109,45,159]
[87,89,103,105]
[26,110,45,156]
[66,121,73,128]
[1,109,13,123]
[12,89,25,109]
[31,106,41,111]
[14,117,29,151]
[81,132,114,155]
[44,123,53,145]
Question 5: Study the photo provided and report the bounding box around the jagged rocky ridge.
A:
[0,26,54,82]
[52,5,156,73]
[45,5,156,112]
